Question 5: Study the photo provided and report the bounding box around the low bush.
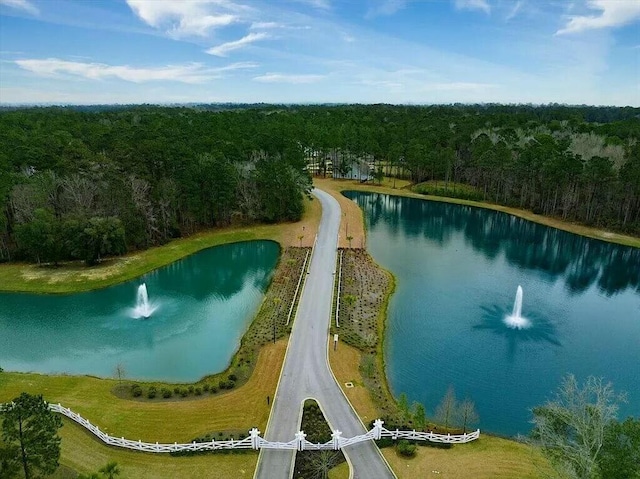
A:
[219,379,235,390]
[131,384,143,398]
[161,388,172,399]
[147,386,157,399]
[397,440,417,457]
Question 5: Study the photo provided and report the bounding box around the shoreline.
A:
[315,177,640,249]
[323,176,639,435]
[0,196,322,295]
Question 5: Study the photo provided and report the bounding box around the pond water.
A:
[345,191,640,436]
[0,241,279,382]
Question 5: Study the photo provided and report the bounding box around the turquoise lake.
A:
[0,241,279,382]
[345,191,640,436]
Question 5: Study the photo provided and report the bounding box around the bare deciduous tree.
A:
[456,399,479,434]
[530,374,626,479]
[435,386,458,431]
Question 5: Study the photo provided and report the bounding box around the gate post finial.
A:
[331,430,342,450]
[295,431,307,451]
[373,419,384,440]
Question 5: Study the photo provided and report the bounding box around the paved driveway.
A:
[254,188,395,479]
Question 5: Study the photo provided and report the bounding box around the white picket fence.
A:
[0,403,479,453]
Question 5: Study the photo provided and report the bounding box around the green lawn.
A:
[382,435,553,479]
[53,418,257,479]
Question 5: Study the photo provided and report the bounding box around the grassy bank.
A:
[315,177,640,249]
[0,196,321,294]
[327,240,554,478]
[1,340,286,443]
[382,434,553,479]
[329,342,554,479]
[54,418,258,479]
[0,198,322,477]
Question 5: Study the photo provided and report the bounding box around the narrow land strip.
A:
[255,188,395,479]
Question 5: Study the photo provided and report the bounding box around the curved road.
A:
[254,188,395,479]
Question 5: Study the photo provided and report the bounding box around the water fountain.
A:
[504,285,531,329]
[132,283,157,319]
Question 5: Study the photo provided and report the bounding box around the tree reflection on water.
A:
[348,191,640,297]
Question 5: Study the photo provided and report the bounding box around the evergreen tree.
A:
[1,392,63,479]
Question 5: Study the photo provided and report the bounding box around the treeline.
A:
[0,104,638,263]
[0,107,312,263]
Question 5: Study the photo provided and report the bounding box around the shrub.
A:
[228,374,237,381]
[195,387,202,396]
[219,380,236,390]
[161,388,172,399]
[131,384,143,398]
[203,384,210,392]
[180,388,189,398]
[397,440,417,457]
[147,386,157,399]
[188,385,195,394]
[210,386,218,394]
[174,386,180,394]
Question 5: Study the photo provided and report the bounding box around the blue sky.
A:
[0,0,638,105]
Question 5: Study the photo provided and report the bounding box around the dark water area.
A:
[345,191,640,437]
[0,241,279,382]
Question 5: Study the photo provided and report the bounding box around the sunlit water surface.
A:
[345,191,640,436]
[0,241,279,382]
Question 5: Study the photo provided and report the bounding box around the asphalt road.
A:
[254,188,395,479]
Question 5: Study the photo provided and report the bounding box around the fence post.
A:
[331,430,342,450]
[250,428,261,450]
[295,431,307,451]
[373,419,384,440]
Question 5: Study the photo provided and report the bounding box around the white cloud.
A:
[206,32,269,56]
[0,0,38,15]
[125,0,240,37]
[253,73,325,84]
[454,0,491,14]
[14,58,255,83]
[557,0,640,35]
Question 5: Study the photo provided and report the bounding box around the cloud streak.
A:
[365,0,407,19]
[506,0,523,21]
[454,0,490,14]
[253,73,325,84]
[206,32,269,56]
[0,0,38,15]
[557,0,640,35]
[14,58,256,83]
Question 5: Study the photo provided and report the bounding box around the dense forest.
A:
[0,104,638,264]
